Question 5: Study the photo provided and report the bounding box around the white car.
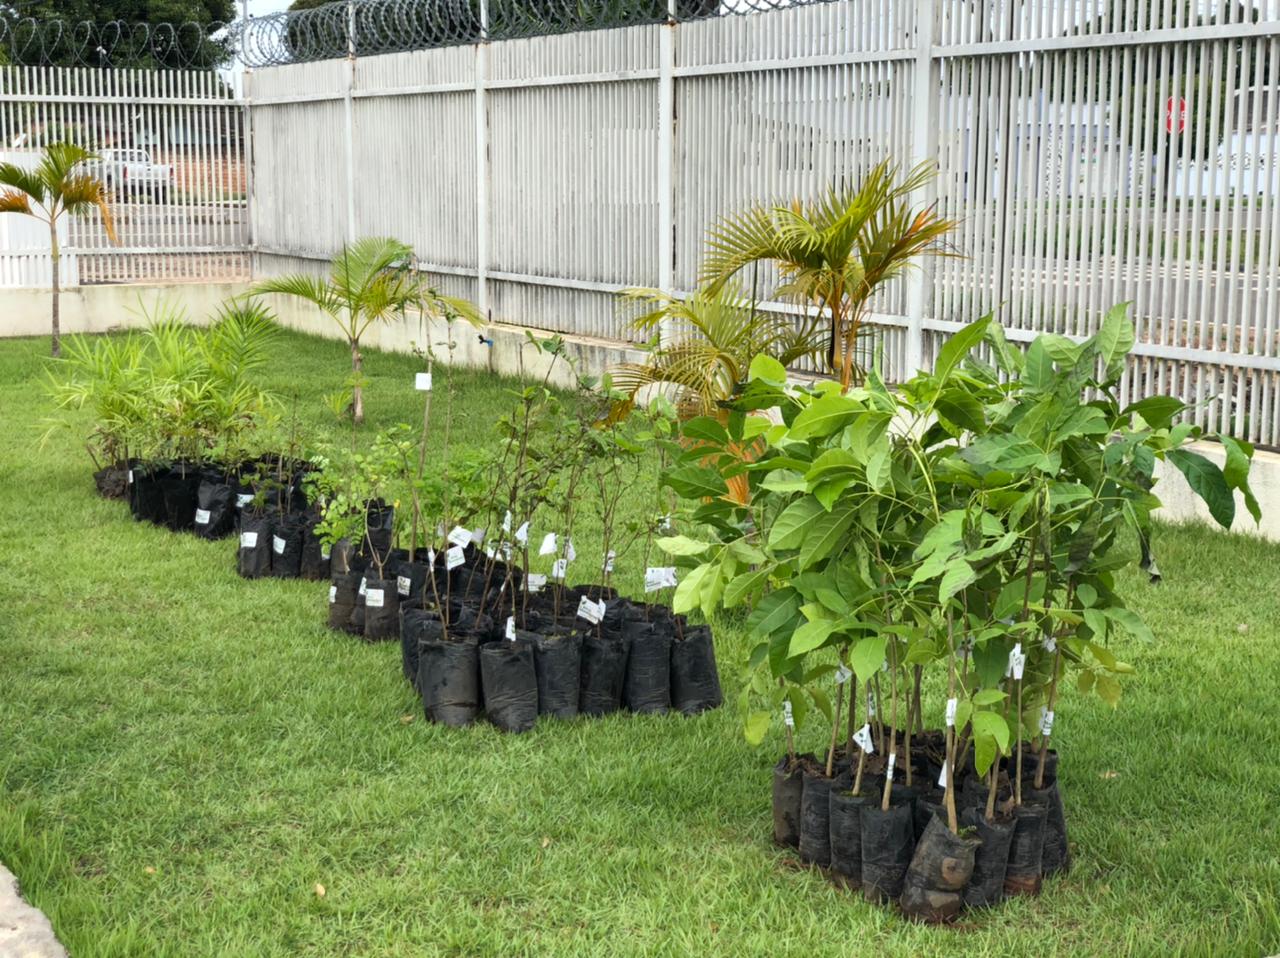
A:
[91,148,173,200]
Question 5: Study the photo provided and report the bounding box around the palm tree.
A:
[0,142,116,358]
[701,161,957,389]
[253,236,479,424]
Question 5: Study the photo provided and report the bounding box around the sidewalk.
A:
[0,864,66,958]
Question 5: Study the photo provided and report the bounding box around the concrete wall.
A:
[2,281,1276,542]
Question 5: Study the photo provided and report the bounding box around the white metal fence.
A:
[0,66,249,287]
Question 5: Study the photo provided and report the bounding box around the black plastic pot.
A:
[623,619,672,715]
[359,500,395,564]
[328,572,360,633]
[899,815,980,923]
[419,638,482,727]
[349,574,368,634]
[362,577,400,641]
[158,462,201,531]
[669,625,721,716]
[194,477,236,539]
[579,634,630,717]
[268,513,306,579]
[960,805,1015,909]
[532,630,582,719]
[772,755,806,849]
[299,517,331,581]
[480,639,539,733]
[393,559,434,605]
[860,793,915,903]
[129,462,167,525]
[828,783,873,887]
[914,788,947,842]
[400,609,444,688]
[1003,802,1048,897]
[799,770,835,867]
[1027,779,1070,876]
[237,513,274,579]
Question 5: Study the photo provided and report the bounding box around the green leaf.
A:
[662,464,729,501]
[974,734,996,777]
[865,443,891,492]
[797,503,857,570]
[789,619,838,657]
[1221,436,1261,524]
[747,589,802,640]
[788,394,864,440]
[724,566,772,608]
[656,535,712,557]
[938,560,976,603]
[1023,338,1055,391]
[1095,673,1122,707]
[768,497,826,550]
[1096,302,1135,380]
[1104,606,1154,644]
[749,354,787,384]
[849,635,887,683]
[681,416,729,446]
[971,710,1010,752]
[935,391,986,433]
[934,314,992,384]
[985,321,1023,375]
[1122,395,1185,430]
[1167,448,1235,529]
[972,689,1005,707]
[672,564,709,615]
[743,710,771,746]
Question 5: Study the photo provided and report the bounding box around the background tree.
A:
[0,142,115,358]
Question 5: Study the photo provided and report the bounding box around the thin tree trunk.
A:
[350,339,364,424]
[49,220,61,359]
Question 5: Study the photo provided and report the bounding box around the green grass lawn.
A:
[1,328,1278,957]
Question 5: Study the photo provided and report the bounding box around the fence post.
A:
[475,0,490,321]
[343,0,357,244]
[904,0,939,376]
[656,0,677,343]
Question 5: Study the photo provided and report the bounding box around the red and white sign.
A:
[1166,96,1187,134]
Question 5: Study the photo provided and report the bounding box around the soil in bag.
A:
[1026,778,1070,876]
[669,624,722,716]
[159,462,201,532]
[860,792,916,904]
[419,638,482,727]
[363,577,400,641]
[623,619,672,714]
[899,814,981,924]
[328,572,360,633]
[1003,801,1048,897]
[579,633,630,717]
[393,559,434,606]
[400,609,444,689]
[772,754,812,849]
[268,513,307,578]
[960,805,1015,909]
[480,639,539,733]
[828,777,875,888]
[299,516,331,580]
[194,477,236,540]
[532,628,582,719]
[237,513,275,579]
[799,768,835,867]
[94,460,130,499]
[130,463,167,524]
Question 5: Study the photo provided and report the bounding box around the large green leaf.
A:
[971,710,1010,752]
[681,416,729,447]
[749,354,787,384]
[787,394,864,440]
[938,560,976,603]
[1167,448,1235,528]
[849,635,887,682]
[656,535,713,557]
[1220,436,1261,524]
[1023,338,1055,391]
[662,464,729,501]
[797,503,857,570]
[725,566,773,608]
[1122,395,1185,430]
[747,589,802,640]
[788,619,838,657]
[1096,302,1135,381]
[768,497,826,550]
[933,314,992,384]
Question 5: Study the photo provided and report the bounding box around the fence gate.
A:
[0,66,249,287]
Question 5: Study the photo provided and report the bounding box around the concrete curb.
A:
[0,864,67,958]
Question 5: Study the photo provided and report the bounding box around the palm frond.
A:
[0,188,35,217]
[0,163,46,206]
[59,173,116,242]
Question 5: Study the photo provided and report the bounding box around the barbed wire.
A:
[0,0,819,69]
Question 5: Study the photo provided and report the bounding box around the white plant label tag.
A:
[127,469,134,483]
[603,550,616,575]
[358,577,367,596]
[565,539,577,562]
[236,493,254,507]
[866,693,877,719]
[273,536,287,555]
[514,522,530,545]
[1044,635,1057,653]
[414,371,432,391]
[1007,643,1026,680]
[427,548,436,564]
[937,762,949,789]
[194,509,211,525]
[505,616,516,641]
[501,543,512,561]
[539,532,558,556]
[550,558,568,581]
[366,588,384,609]
[445,545,465,570]
[1040,708,1055,737]
[853,723,875,754]
[447,526,471,548]
[835,665,853,685]
[945,697,958,728]
[526,573,547,593]
[397,575,411,597]
[328,585,337,603]
[644,566,677,592]
[886,752,897,780]
[240,531,258,549]
[470,528,486,546]
[502,510,513,533]
[782,701,795,729]
[576,596,605,624]
[484,545,495,560]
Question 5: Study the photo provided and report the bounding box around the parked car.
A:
[90,149,173,201]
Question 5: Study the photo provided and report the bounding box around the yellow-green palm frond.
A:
[58,172,116,242]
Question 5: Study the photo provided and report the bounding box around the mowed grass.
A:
[1,327,1279,957]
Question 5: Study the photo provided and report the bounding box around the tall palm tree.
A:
[701,161,958,389]
[254,236,479,424]
[0,142,116,358]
